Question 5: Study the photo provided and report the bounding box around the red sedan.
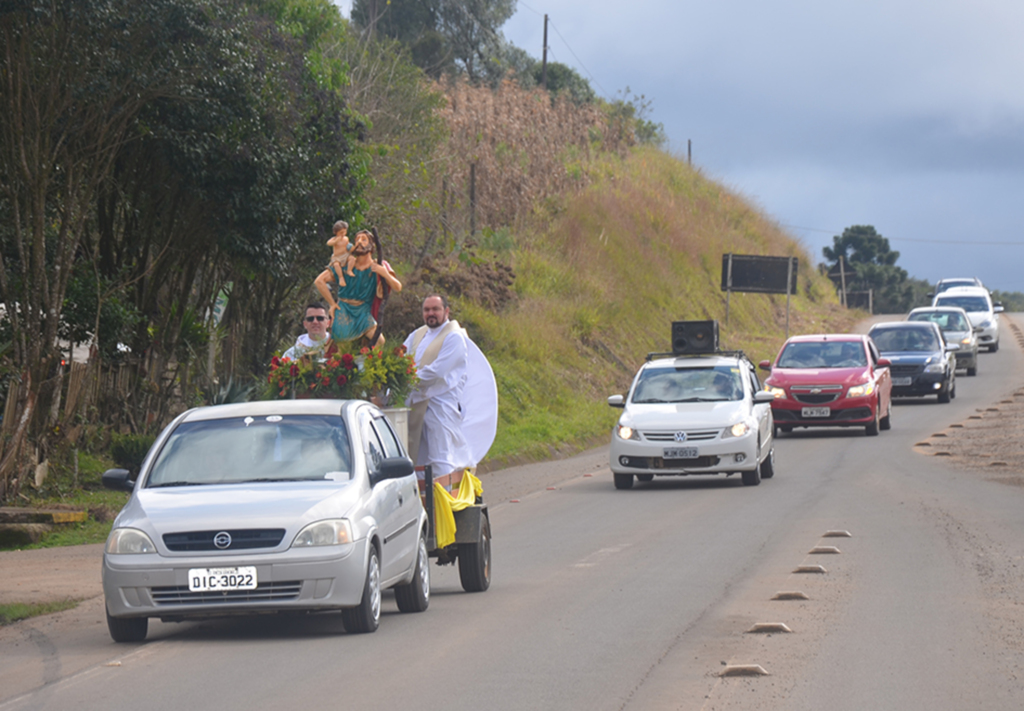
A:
[758,334,893,436]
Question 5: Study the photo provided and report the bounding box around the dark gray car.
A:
[868,321,957,403]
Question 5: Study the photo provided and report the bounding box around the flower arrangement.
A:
[263,342,418,407]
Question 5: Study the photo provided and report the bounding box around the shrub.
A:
[110,434,157,473]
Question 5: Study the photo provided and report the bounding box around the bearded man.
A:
[314,229,401,347]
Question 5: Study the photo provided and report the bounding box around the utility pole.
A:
[541,14,549,89]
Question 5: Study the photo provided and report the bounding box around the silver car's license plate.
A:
[892,377,912,386]
[801,407,831,418]
[188,566,258,592]
[663,447,698,459]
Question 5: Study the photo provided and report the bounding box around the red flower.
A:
[271,356,280,367]
[322,376,331,386]
[342,353,356,369]
[336,374,348,386]
[394,346,406,356]
[289,364,299,377]
[360,347,370,355]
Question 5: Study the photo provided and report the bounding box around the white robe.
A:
[403,323,469,474]
[282,334,328,360]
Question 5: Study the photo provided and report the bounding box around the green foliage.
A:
[990,290,1024,311]
[0,600,79,625]
[532,62,596,105]
[59,265,141,361]
[821,225,913,313]
[110,434,157,473]
[602,88,667,147]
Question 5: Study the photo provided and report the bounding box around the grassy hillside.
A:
[461,147,859,467]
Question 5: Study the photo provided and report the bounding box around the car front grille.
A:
[642,429,720,442]
[151,581,303,606]
[793,393,839,404]
[163,529,286,552]
[890,364,922,375]
[790,385,842,405]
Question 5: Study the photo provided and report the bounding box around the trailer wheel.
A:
[458,513,491,592]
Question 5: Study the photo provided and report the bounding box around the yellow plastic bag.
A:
[432,470,483,549]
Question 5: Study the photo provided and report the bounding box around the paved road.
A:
[2,318,1023,711]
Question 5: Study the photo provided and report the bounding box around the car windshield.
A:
[936,280,976,294]
[145,415,351,487]
[776,341,866,368]
[870,328,941,353]
[631,365,743,403]
[934,295,989,313]
[909,311,969,332]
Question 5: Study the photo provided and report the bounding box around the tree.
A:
[351,0,516,81]
[0,0,251,494]
[821,225,913,314]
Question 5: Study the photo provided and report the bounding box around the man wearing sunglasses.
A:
[282,303,332,360]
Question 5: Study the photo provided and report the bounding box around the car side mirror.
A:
[973,326,984,333]
[758,360,772,372]
[926,292,934,299]
[607,394,625,408]
[102,468,136,492]
[877,358,891,368]
[375,456,414,483]
[753,391,775,404]
[994,305,1004,313]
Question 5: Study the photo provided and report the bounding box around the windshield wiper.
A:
[147,481,207,488]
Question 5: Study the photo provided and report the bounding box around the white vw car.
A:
[608,352,776,488]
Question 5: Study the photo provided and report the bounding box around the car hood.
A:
[115,481,362,537]
[878,351,942,365]
[767,367,871,386]
[620,400,750,429]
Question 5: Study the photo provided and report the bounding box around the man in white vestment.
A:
[403,295,470,477]
[283,303,332,360]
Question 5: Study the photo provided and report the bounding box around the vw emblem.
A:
[674,431,688,443]
[213,531,232,549]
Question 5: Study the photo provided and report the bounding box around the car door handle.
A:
[398,493,404,506]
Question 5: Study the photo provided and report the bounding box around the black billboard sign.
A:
[720,254,798,294]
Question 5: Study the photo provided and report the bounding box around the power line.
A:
[514,3,610,98]
[782,224,1024,247]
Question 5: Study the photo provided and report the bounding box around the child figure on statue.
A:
[327,220,357,286]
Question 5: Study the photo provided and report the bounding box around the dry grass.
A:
[460,147,859,464]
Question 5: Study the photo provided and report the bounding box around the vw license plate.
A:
[801,407,831,418]
[188,566,258,592]
[663,447,698,459]
[892,377,912,387]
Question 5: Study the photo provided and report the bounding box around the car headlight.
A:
[616,425,639,441]
[924,363,945,373]
[768,387,786,400]
[292,519,353,547]
[105,528,157,555]
[724,422,750,438]
[959,337,971,346]
[978,320,992,329]
[847,382,874,398]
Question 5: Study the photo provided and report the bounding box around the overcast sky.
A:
[334,0,1024,292]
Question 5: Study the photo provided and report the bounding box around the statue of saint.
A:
[314,228,401,347]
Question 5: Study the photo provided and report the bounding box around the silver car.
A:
[101,399,429,642]
[607,352,776,488]
[907,306,979,375]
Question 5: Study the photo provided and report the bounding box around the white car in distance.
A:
[931,286,1003,352]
